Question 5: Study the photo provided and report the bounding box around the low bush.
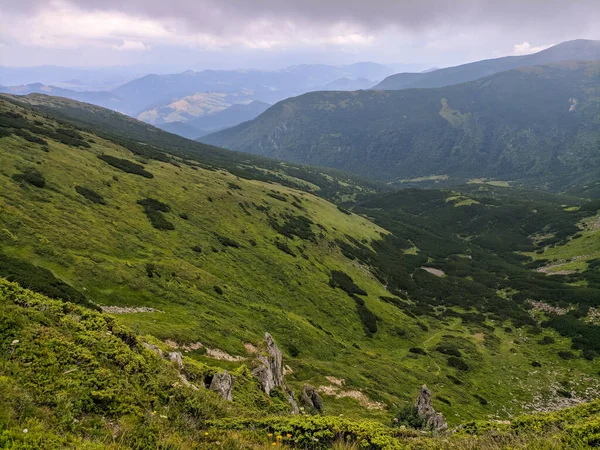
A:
[99,155,153,178]
[409,347,427,355]
[0,252,94,309]
[329,270,367,296]
[216,235,242,248]
[447,356,469,371]
[12,169,46,188]
[75,186,105,204]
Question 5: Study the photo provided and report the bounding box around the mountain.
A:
[187,100,271,137]
[2,92,600,428]
[113,63,395,116]
[202,61,600,195]
[318,77,376,91]
[0,83,123,111]
[157,101,271,139]
[374,39,600,90]
[137,92,237,125]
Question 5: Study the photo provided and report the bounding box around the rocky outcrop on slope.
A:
[209,371,236,401]
[252,332,300,413]
[301,384,323,413]
[415,385,448,431]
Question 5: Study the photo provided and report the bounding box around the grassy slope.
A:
[0,98,599,426]
[3,279,599,450]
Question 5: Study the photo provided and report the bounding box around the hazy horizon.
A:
[1,0,599,71]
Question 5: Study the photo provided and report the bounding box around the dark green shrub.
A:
[473,394,488,405]
[75,186,105,204]
[99,155,153,178]
[145,263,159,278]
[329,270,367,296]
[12,169,46,188]
[0,251,94,309]
[137,198,174,230]
[267,192,287,202]
[447,356,469,371]
[353,295,378,336]
[446,374,463,385]
[558,350,576,360]
[288,343,300,357]
[531,360,542,367]
[179,212,189,220]
[275,240,296,257]
[409,347,427,355]
[538,336,555,345]
[216,235,241,248]
[269,214,315,241]
[227,182,242,190]
[392,405,425,429]
[438,396,451,406]
[557,389,572,398]
[137,198,171,212]
[191,245,202,253]
[435,344,462,357]
[214,286,224,295]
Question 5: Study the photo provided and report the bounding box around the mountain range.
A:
[374,39,600,90]
[202,60,600,196]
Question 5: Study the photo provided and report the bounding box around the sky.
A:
[0,0,599,70]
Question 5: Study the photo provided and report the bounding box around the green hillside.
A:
[203,61,600,195]
[1,95,600,448]
[2,279,600,449]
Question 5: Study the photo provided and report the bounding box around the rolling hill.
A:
[202,61,600,195]
[374,39,600,90]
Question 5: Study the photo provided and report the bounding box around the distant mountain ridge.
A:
[159,101,271,139]
[0,83,123,111]
[374,39,600,90]
[202,60,600,196]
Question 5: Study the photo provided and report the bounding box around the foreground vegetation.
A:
[1,279,598,449]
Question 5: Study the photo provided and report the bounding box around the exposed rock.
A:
[252,332,285,394]
[168,352,184,370]
[209,371,236,401]
[415,385,448,432]
[287,390,300,414]
[301,384,323,412]
[143,342,163,357]
[252,332,298,414]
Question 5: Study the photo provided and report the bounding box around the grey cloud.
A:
[10,0,600,36]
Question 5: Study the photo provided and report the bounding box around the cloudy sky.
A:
[1,0,599,70]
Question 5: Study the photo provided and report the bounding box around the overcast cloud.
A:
[0,0,599,69]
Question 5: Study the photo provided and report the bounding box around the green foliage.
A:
[352,295,378,336]
[99,154,153,178]
[12,169,45,188]
[75,186,105,204]
[0,251,94,309]
[329,270,367,296]
[269,214,316,241]
[216,234,242,248]
[392,405,425,429]
[137,198,175,230]
[447,357,469,371]
[409,347,427,355]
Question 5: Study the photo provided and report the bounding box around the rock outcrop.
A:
[252,332,299,414]
[168,351,184,370]
[301,384,323,413]
[415,385,448,432]
[209,371,236,401]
